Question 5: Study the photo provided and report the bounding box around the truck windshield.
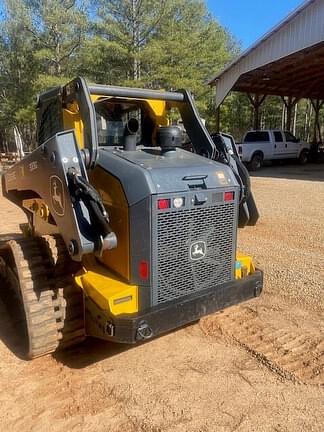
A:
[244,131,270,142]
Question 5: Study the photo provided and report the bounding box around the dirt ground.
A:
[0,163,323,432]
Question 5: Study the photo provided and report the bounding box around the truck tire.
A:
[0,236,85,359]
[298,149,308,165]
[248,153,263,171]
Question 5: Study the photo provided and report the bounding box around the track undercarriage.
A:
[0,235,85,358]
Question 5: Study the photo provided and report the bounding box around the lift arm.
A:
[2,130,117,261]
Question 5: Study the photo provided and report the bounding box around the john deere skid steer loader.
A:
[0,77,262,358]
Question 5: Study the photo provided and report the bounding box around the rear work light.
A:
[173,197,185,208]
[224,191,235,201]
[157,198,171,210]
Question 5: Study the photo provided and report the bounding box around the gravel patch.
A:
[239,167,324,313]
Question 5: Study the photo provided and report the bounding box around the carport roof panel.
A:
[234,42,324,99]
[209,0,324,106]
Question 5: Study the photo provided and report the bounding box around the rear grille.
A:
[155,203,235,305]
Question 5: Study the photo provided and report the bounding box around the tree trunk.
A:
[131,0,140,81]
[293,102,298,136]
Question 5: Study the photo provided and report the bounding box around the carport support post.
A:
[247,94,266,130]
[215,106,220,133]
[281,96,299,132]
[310,99,324,143]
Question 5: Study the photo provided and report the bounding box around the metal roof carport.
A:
[209,0,324,132]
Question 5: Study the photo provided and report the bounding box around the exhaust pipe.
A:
[124,118,139,151]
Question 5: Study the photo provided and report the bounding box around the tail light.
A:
[224,191,235,201]
[139,260,149,280]
[157,199,170,210]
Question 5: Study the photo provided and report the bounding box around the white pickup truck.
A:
[237,130,310,170]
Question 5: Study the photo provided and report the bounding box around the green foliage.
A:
[0,0,246,149]
[92,0,168,82]
[143,0,235,111]
[1,0,322,152]
[218,93,252,139]
[24,0,88,76]
[0,0,37,135]
[84,0,237,120]
[0,0,88,147]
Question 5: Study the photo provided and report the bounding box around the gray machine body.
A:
[96,146,240,309]
[2,132,241,310]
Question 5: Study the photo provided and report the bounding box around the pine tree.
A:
[0,0,38,147]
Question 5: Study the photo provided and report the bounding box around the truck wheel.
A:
[0,236,85,359]
[248,153,263,171]
[298,150,308,165]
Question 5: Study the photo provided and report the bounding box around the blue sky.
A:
[206,0,305,49]
[0,0,306,50]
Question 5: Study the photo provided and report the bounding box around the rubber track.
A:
[201,306,324,385]
[0,236,85,359]
[40,235,86,350]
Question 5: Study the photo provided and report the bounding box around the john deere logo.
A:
[50,175,65,216]
[190,240,207,261]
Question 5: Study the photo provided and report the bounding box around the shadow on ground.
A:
[0,293,188,368]
[0,287,136,365]
[250,163,324,182]
[0,233,28,360]
[0,283,194,368]
[0,294,29,361]
[54,338,135,368]
[53,320,196,369]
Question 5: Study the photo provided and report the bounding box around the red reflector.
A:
[157,199,170,210]
[224,191,234,201]
[139,261,149,280]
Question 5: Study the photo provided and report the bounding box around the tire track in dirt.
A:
[201,306,324,386]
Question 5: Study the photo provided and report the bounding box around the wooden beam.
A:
[281,96,300,131]
[247,94,266,129]
[310,99,324,143]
